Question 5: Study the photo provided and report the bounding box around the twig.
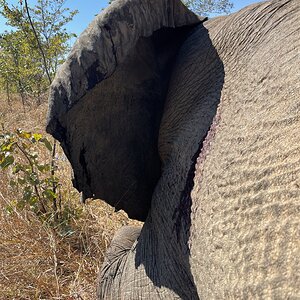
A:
[23,0,52,84]
[51,140,58,222]
[48,230,60,297]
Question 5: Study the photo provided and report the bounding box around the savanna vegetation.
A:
[0,0,232,298]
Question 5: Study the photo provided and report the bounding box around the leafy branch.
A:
[0,130,58,221]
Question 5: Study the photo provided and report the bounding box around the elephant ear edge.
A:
[46,0,204,140]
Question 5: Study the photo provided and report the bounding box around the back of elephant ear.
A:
[46,0,205,221]
[46,0,203,135]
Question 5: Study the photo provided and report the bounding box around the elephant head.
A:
[46,0,205,221]
[47,0,300,298]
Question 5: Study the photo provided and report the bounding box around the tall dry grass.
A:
[0,95,140,299]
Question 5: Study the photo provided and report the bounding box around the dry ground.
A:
[0,95,141,299]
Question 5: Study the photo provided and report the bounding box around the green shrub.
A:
[0,129,81,228]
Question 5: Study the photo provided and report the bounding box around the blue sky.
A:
[0,0,260,37]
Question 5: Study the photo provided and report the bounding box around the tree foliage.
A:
[0,129,81,227]
[0,0,78,104]
[108,0,233,16]
[0,29,45,104]
[183,0,233,16]
[0,130,56,216]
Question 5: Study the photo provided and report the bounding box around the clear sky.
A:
[0,0,261,37]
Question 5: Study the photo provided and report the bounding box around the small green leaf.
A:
[27,172,39,185]
[5,205,14,214]
[1,142,15,151]
[23,186,32,201]
[42,189,57,200]
[29,195,38,206]
[17,130,31,139]
[37,164,50,172]
[16,200,25,210]
[0,155,14,169]
[18,177,26,185]
[41,138,52,152]
[9,179,17,187]
[13,164,23,173]
[32,133,42,142]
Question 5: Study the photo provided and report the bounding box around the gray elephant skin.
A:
[46,0,300,298]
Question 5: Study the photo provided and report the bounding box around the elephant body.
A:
[190,3,300,298]
[47,0,300,298]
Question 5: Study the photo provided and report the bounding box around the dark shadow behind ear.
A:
[46,0,204,221]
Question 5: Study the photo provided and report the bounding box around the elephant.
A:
[46,0,300,298]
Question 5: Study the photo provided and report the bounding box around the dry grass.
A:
[0,95,141,299]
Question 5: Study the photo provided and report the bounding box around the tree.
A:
[0,29,45,107]
[183,0,233,16]
[0,0,78,104]
[107,0,233,16]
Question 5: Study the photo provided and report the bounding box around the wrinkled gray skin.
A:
[47,0,300,298]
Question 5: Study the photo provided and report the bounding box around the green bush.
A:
[0,129,81,229]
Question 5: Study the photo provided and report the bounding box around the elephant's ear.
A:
[46,0,203,221]
[46,0,202,136]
